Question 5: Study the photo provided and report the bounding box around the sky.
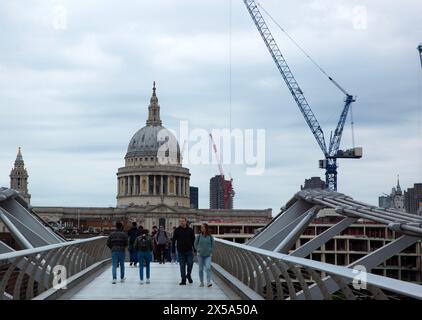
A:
[0,0,421,214]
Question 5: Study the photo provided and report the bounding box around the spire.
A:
[396,174,402,193]
[146,81,162,126]
[15,147,24,165]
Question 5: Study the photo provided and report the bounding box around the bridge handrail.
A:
[214,238,422,300]
[0,236,110,300]
[0,236,107,260]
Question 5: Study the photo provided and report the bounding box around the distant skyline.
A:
[0,0,421,213]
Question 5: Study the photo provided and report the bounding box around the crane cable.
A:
[256,1,350,96]
[257,1,357,147]
[228,0,233,180]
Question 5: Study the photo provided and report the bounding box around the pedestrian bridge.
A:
[66,262,235,300]
[1,188,422,300]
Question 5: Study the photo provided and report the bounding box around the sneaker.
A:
[120,278,126,283]
[187,276,193,284]
[199,282,204,287]
[134,263,138,267]
[129,262,133,267]
[146,279,150,284]
[179,281,186,285]
[139,280,144,285]
[112,279,116,284]
[207,282,212,287]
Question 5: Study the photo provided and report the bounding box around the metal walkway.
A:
[1,187,422,300]
[69,262,230,300]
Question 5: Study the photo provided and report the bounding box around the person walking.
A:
[134,229,153,284]
[128,222,141,267]
[151,225,158,262]
[194,223,214,287]
[155,225,169,264]
[106,221,128,284]
[170,226,179,264]
[171,217,195,285]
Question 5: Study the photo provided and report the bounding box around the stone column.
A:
[117,178,121,196]
[124,176,128,195]
[166,176,169,194]
[160,175,163,195]
[153,175,157,195]
[186,178,189,196]
[178,177,182,196]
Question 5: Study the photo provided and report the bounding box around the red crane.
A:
[209,133,234,209]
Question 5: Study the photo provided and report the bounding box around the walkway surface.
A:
[70,262,231,300]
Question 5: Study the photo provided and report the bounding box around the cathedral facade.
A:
[4,83,272,241]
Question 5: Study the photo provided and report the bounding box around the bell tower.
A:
[10,147,31,204]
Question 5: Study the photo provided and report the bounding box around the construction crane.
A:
[209,133,234,209]
[242,0,362,191]
[418,44,422,70]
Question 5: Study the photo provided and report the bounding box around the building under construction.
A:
[209,175,234,209]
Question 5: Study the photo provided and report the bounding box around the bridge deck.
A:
[69,262,232,300]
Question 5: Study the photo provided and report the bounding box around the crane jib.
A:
[243,0,357,190]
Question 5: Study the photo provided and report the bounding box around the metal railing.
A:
[0,236,110,300]
[213,238,422,300]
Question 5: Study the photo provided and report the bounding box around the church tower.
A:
[10,147,31,204]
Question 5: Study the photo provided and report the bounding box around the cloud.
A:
[0,0,421,214]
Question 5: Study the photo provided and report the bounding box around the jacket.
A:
[194,234,214,257]
[171,226,195,253]
[134,235,153,252]
[155,230,169,245]
[128,227,141,247]
[107,230,128,252]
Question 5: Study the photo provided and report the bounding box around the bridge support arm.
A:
[295,235,419,299]
[275,207,320,253]
[0,209,33,249]
[290,217,358,258]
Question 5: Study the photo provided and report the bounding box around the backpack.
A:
[136,236,150,251]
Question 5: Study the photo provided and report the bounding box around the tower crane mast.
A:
[242,0,362,190]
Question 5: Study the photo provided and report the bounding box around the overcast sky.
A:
[0,0,421,214]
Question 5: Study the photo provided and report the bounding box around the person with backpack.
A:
[194,223,214,287]
[106,221,128,284]
[151,225,158,262]
[127,222,141,267]
[134,228,153,284]
[155,225,169,264]
[171,217,195,285]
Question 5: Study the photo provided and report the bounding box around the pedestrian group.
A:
[106,217,214,287]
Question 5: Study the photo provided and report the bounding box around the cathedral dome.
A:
[126,125,179,158]
[125,82,180,162]
[117,82,190,208]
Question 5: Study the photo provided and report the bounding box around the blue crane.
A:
[242,0,362,191]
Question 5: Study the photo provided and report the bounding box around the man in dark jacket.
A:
[128,222,141,266]
[172,217,195,285]
[107,221,128,284]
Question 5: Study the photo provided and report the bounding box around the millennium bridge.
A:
[1,187,422,300]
